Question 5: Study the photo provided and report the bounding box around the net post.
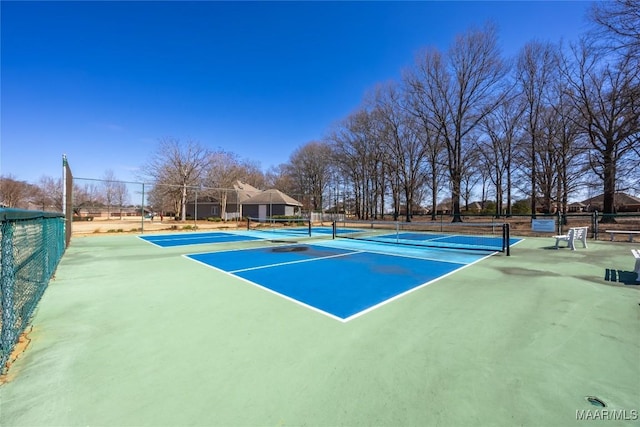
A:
[332,221,336,239]
[395,221,399,244]
[62,154,73,247]
[307,218,311,237]
[504,223,510,256]
[247,217,250,231]
[141,183,145,234]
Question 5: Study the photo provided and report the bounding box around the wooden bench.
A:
[604,230,640,242]
[632,249,640,282]
[553,226,588,250]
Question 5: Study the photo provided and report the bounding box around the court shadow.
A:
[604,268,639,286]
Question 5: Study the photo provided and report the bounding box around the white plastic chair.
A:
[554,227,588,250]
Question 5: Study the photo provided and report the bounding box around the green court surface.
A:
[0,233,638,426]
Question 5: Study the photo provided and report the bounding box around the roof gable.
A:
[580,192,640,206]
[242,189,302,206]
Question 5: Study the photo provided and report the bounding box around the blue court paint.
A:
[139,232,261,247]
[310,227,334,235]
[188,245,354,272]
[187,244,484,321]
[341,232,520,251]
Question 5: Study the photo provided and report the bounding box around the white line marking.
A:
[182,254,346,322]
[343,251,497,322]
[183,243,504,323]
[136,235,165,248]
[229,251,363,273]
[186,242,306,256]
[313,241,471,265]
[230,274,347,322]
[146,234,231,242]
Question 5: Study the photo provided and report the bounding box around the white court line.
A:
[183,244,500,323]
[186,241,308,256]
[357,247,471,265]
[315,241,471,265]
[138,232,256,248]
[136,235,165,248]
[229,250,364,274]
[145,234,231,242]
[137,232,227,246]
[182,253,346,322]
[342,251,497,322]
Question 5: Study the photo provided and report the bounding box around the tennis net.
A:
[247,217,312,237]
[333,219,511,254]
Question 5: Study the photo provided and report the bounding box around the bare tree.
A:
[113,181,129,219]
[460,143,481,210]
[33,176,63,211]
[548,84,587,219]
[404,68,447,220]
[372,82,427,222]
[285,141,333,213]
[101,170,119,218]
[536,106,562,213]
[328,108,391,220]
[204,150,264,219]
[96,171,130,219]
[516,40,560,217]
[422,128,447,220]
[411,24,507,222]
[563,40,640,220]
[0,175,36,208]
[238,159,266,189]
[142,138,210,221]
[328,111,373,219]
[480,92,524,217]
[265,164,296,194]
[75,181,103,211]
[590,0,640,55]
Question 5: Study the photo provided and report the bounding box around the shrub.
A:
[511,200,531,214]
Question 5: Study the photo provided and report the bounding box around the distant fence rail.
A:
[310,212,345,223]
[1,209,65,374]
[381,211,640,240]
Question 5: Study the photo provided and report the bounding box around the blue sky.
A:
[1,1,593,185]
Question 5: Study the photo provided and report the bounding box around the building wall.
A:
[185,202,241,219]
[242,204,299,218]
[242,204,260,218]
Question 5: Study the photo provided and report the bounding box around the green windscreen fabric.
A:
[0,209,65,373]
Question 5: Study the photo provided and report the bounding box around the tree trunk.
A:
[181,183,187,221]
[451,176,463,223]
[404,186,412,223]
[530,142,537,218]
[600,146,617,223]
[431,175,438,221]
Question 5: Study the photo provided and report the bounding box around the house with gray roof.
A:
[184,183,302,220]
[241,189,303,219]
[184,181,261,220]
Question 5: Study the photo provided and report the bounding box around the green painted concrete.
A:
[0,233,638,426]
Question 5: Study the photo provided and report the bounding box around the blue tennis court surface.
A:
[140,227,340,248]
[336,230,520,251]
[186,242,493,321]
[139,231,261,247]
